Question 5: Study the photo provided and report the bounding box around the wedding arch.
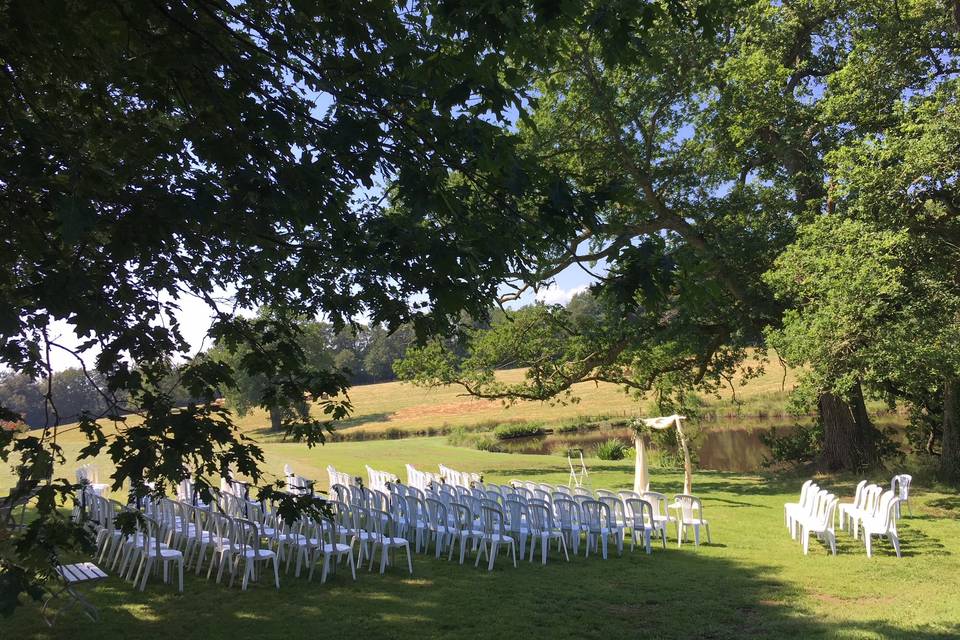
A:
[633,414,693,495]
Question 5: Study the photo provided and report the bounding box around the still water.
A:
[495,417,906,472]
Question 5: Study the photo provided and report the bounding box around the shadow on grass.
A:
[7,543,957,640]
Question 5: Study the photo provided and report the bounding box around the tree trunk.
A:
[269,406,283,432]
[819,382,881,471]
[941,377,960,481]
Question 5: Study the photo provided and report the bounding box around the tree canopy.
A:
[398,0,960,474]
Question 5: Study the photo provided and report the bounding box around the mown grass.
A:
[3,438,960,639]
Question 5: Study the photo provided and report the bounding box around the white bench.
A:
[42,561,108,626]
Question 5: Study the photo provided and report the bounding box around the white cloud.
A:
[534,283,589,306]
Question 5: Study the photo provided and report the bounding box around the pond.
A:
[493,417,907,473]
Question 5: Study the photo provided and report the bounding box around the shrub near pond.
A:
[493,422,545,440]
[595,439,628,460]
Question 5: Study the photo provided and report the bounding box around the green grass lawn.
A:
[3,438,959,639]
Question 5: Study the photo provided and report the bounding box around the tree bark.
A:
[819,382,881,471]
[941,377,960,481]
[269,406,283,432]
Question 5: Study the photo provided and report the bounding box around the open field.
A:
[3,438,959,640]
[38,353,816,448]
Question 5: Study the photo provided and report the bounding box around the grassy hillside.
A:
[25,352,806,450]
[249,353,808,440]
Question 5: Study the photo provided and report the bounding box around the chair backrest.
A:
[208,510,232,544]
[450,502,472,531]
[797,479,814,504]
[891,474,912,501]
[233,517,263,553]
[554,485,572,496]
[579,500,609,532]
[553,497,580,529]
[801,484,820,510]
[673,494,704,523]
[595,489,616,500]
[532,488,552,504]
[463,495,483,521]
[369,508,394,540]
[527,502,555,534]
[599,496,626,526]
[503,498,529,531]
[138,516,165,555]
[624,498,654,529]
[872,491,898,531]
[330,483,350,504]
[617,490,640,504]
[573,487,594,499]
[851,480,868,507]
[479,504,506,536]
[573,494,593,510]
[425,498,448,530]
[641,491,668,518]
[862,484,883,516]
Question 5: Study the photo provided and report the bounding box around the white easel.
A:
[567,448,589,488]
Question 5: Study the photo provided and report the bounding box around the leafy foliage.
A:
[1,0,634,613]
[595,439,628,461]
[492,423,545,440]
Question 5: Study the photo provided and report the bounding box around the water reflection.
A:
[495,417,906,472]
[495,425,795,471]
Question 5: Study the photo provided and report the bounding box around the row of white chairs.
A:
[785,479,903,558]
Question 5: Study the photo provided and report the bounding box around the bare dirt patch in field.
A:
[390,398,501,420]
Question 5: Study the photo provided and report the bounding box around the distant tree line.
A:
[0,319,423,429]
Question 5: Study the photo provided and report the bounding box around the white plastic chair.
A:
[527,500,569,564]
[623,498,658,553]
[799,493,839,556]
[226,517,280,590]
[128,516,184,592]
[553,496,583,556]
[850,484,883,539]
[784,480,814,533]
[447,502,482,565]
[838,480,868,533]
[863,491,902,558]
[641,492,676,541]
[673,494,711,547]
[891,474,912,517]
[301,517,356,583]
[475,504,517,571]
[369,509,413,574]
[580,500,621,558]
[424,498,454,559]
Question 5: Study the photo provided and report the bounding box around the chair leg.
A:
[139,558,153,592]
[405,543,413,574]
[488,541,498,571]
[891,533,901,559]
[321,554,331,584]
[178,559,184,592]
